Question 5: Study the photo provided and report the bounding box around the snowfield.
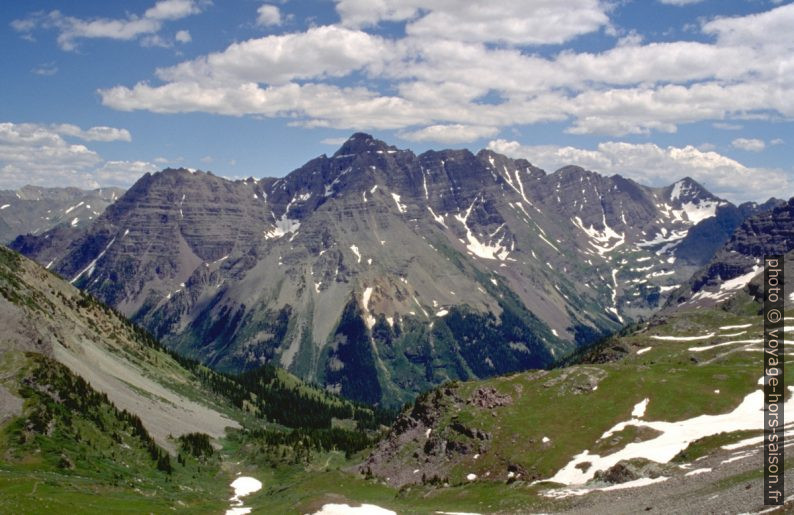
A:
[545,385,794,486]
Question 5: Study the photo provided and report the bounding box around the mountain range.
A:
[1,199,791,512]
[8,133,784,406]
[0,185,124,244]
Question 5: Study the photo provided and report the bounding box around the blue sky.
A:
[1,0,792,202]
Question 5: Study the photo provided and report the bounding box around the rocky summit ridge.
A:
[10,134,782,406]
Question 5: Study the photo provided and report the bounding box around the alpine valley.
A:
[1,189,792,513]
[9,134,786,408]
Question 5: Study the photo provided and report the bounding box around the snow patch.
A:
[547,384,794,486]
[70,237,115,284]
[64,201,84,214]
[454,198,510,261]
[391,193,407,214]
[681,200,719,225]
[720,323,752,330]
[264,215,300,240]
[226,476,262,515]
[684,468,711,477]
[571,215,624,255]
[362,286,376,329]
[650,333,714,341]
[543,477,668,499]
[311,504,396,515]
[688,339,763,352]
[350,245,362,263]
[427,207,447,227]
[632,398,649,418]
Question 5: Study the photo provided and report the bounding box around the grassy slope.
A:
[0,246,389,512]
[2,241,790,513]
[230,290,792,514]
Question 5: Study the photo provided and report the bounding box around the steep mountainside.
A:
[671,197,794,308]
[0,245,392,512]
[0,245,239,449]
[11,134,779,406]
[0,185,124,243]
[352,252,793,513]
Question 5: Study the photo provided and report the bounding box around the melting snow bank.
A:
[543,477,669,499]
[312,504,396,515]
[688,339,763,352]
[226,476,262,515]
[719,323,752,331]
[545,385,794,486]
[650,333,714,341]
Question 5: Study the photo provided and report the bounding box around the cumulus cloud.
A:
[658,0,704,5]
[49,124,132,142]
[399,124,498,143]
[256,4,282,26]
[154,25,392,85]
[12,0,207,50]
[0,122,152,190]
[487,139,787,202]
[320,137,348,145]
[92,2,794,143]
[336,0,609,45]
[175,29,192,43]
[731,138,766,152]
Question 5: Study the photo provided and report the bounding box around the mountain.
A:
[352,250,793,513]
[0,185,124,243]
[0,245,391,512]
[9,134,780,406]
[671,197,794,307]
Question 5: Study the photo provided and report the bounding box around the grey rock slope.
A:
[0,185,124,243]
[10,134,779,406]
[0,246,238,450]
[671,197,794,307]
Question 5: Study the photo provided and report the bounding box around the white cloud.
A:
[713,122,742,130]
[256,5,282,27]
[50,124,132,142]
[703,4,794,48]
[154,25,392,85]
[487,138,788,202]
[320,137,348,145]
[658,0,704,5]
[96,3,794,143]
[12,0,206,50]
[94,160,158,187]
[31,62,58,76]
[732,138,766,152]
[336,0,609,45]
[399,124,498,143]
[144,0,203,21]
[175,30,192,43]
[0,122,150,190]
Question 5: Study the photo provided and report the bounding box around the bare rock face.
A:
[10,134,782,406]
[672,198,794,308]
[467,386,512,409]
[359,385,494,487]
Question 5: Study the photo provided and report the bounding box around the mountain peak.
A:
[668,177,719,204]
[333,133,396,157]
